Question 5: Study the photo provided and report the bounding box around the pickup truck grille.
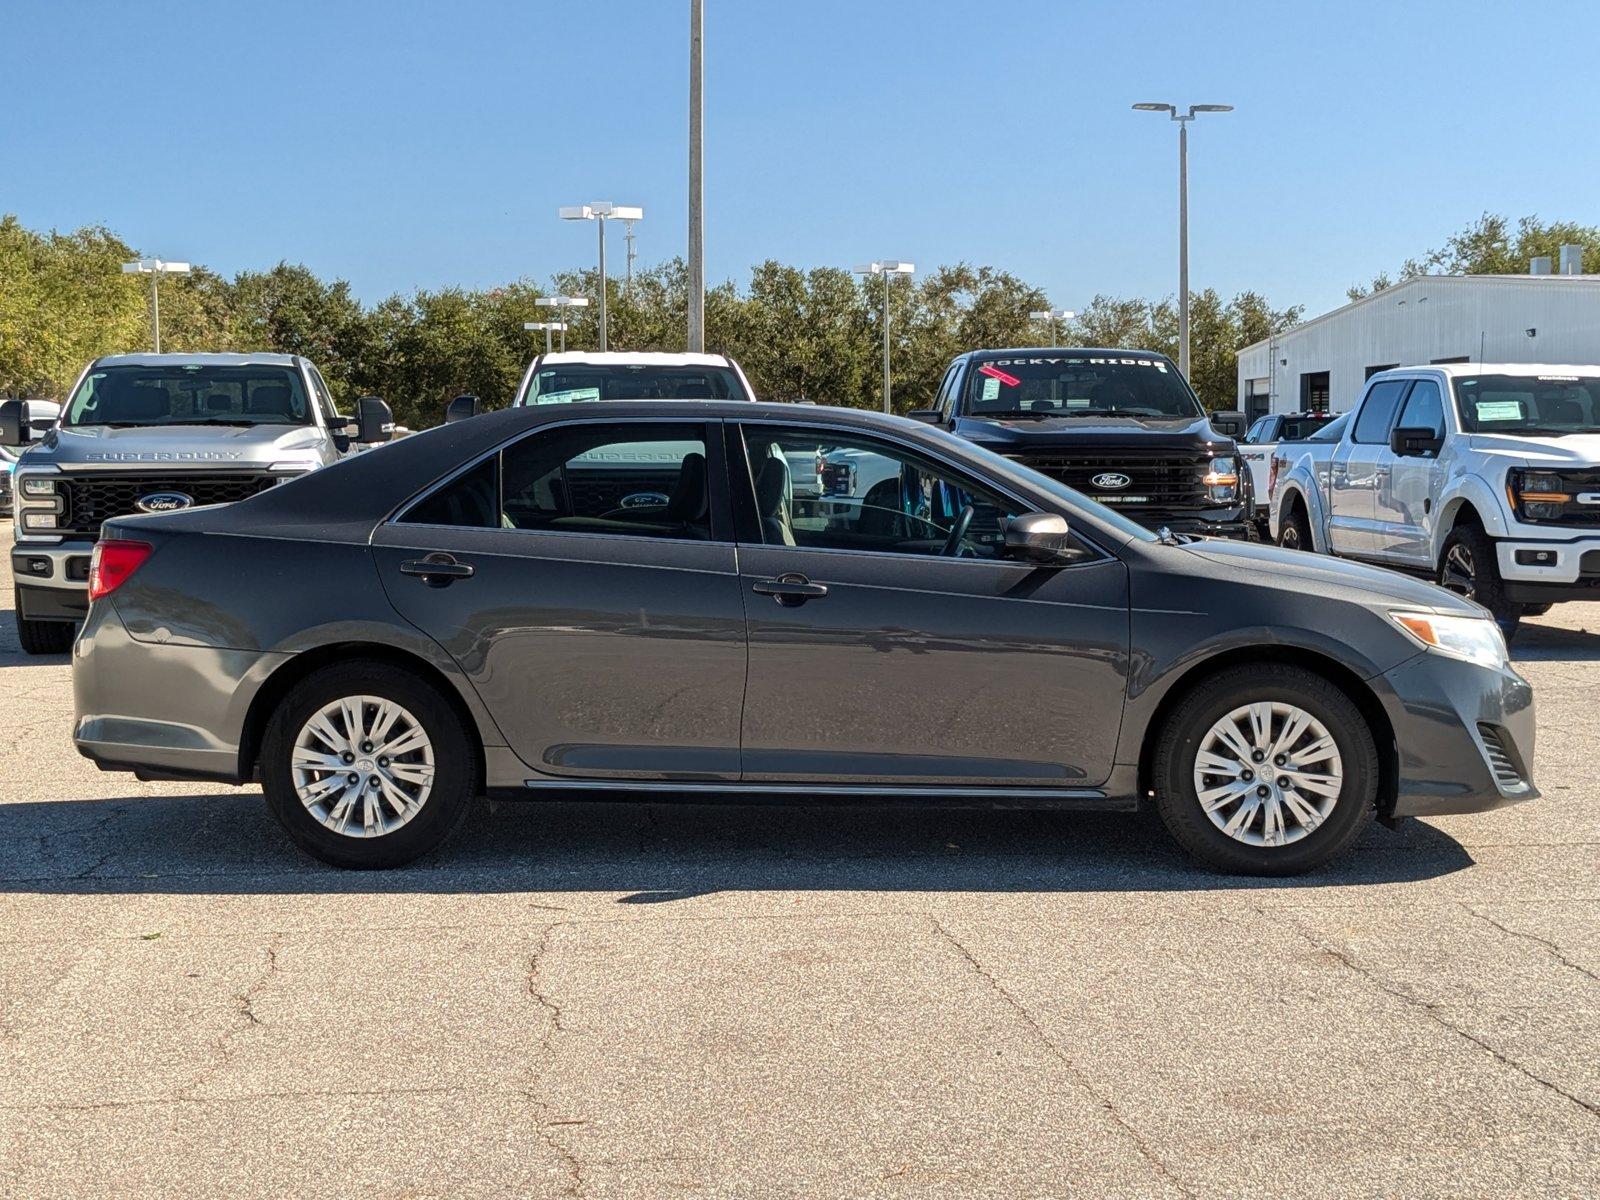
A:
[1004,452,1212,509]
[57,473,281,536]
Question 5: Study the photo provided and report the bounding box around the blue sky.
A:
[7,0,1599,318]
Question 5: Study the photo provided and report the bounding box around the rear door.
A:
[1329,379,1408,556]
[729,419,1130,788]
[372,417,747,781]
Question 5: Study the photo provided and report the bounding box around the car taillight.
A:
[88,540,153,601]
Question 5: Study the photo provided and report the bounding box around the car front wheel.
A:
[1438,524,1521,639]
[1153,664,1378,875]
[260,661,479,869]
[13,587,76,655]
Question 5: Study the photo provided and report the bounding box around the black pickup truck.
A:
[911,348,1254,539]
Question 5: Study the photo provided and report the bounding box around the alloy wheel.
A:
[1441,543,1476,599]
[291,696,436,838]
[1192,702,1344,847]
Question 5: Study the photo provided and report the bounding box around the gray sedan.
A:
[72,401,1536,873]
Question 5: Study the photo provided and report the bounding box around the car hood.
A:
[21,422,328,468]
[956,412,1236,453]
[1464,432,1600,466]
[1179,537,1479,613]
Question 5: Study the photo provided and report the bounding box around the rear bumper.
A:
[1377,651,1538,817]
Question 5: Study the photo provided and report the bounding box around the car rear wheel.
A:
[261,661,479,869]
[1438,523,1521,640]
[13,588,75,655]
[1153,664,1378,875]
[1276,503,1313,552]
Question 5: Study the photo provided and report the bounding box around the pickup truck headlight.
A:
[20,511,61,533]
[1392,611,1508,670]
[1507,468,1570,522]
[1203,455,1239,503]
[19,476,56,499]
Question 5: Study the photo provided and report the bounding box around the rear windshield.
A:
[1454,374,1600,436]
[962,354,1202,419]
[1278,414,1339,440]
[524,365,749,404]
[63,364,312,428]
[1304,412,1351,442]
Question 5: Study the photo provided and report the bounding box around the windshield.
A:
[524,364,749,404]
[1279,414,1339,440]
[1454,374,1600,436]
[963,354,1202,419]
[64,365,313,428]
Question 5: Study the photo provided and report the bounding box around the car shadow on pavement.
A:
[1511,616,1600,662]
[0,604,70,667]
[0,791,1475,900]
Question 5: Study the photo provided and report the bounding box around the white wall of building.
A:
[1236,275,1600,416]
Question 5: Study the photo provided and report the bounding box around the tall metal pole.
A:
[597,215,608,351]
[560,322,567,353]
[150,272,161,353]
[544,326,553,354]
[1178,118,1190,380]
[881,275,892,414]
[1048,317,1057,347]
[687,0,705,351]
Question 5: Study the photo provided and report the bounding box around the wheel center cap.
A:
[357,759,374,773]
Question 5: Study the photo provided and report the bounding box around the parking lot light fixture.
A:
[1029,308,1076,347]
[120,258,192,353]
[524,320,569,355]
[1133,102,1233,380]
[534,296,590,351]
[854,261,916,413]
[560,203,643,352]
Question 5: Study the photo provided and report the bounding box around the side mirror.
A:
[1209,409,1248,438]
[1390,425,1443,457]
[906,408,944,425]
[445,394,483,424]
[0,400,24,447]
[1002,512,1079,565]
[355,395,394,444]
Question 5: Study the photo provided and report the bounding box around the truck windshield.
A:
[63,365,313,428]
[963,355,1202,419]
[1455,374,1600,436]
[525,365,748,404]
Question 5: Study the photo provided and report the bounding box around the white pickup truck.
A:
[1239,411,1341,530]
[1269,363,1600,637]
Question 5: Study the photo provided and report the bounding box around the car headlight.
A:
[1391,611,1508,669]
[1507,468,1570,522]
[19,476,56,499]
[1203,455,1239,503]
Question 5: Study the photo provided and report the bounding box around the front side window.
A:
[523,364,748,404]
[402,422,713,541]
[740,426,1029,559]
[1454,373,1600,436]
[1244,418,1270,443]
[961,354,1202,420]
[1396,380,1445,438]
[63,364,313,427]
[1352,380,1410,444]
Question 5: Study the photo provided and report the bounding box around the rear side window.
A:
[1352,381,1410,444]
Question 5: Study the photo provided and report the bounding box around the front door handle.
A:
[751,573,828,606]
[400,553,475,587]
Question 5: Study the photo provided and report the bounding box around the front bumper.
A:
[11,540,94,622]
[1495,536,1600,603]
[1377,649,1537,818]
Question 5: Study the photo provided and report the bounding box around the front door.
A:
[373,418,747,781]
[729,422,1130,787]
[1375,378,1445,565]
[1329,378,1409,557]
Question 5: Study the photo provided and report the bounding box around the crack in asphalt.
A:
[930,918,1196,1199]
[175,932,285,1100]
[0,1082,481,1113]
[523,920,586,1197]
[1460,904,1600,985]
[1265,907,1600,1121]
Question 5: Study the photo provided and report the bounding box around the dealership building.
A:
[1236,267,1600,419]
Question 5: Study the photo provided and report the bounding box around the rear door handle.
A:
[400,553,475,586]
[751,573,828,606]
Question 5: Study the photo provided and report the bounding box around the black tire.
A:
[260,660,480,869]
[14,588,76,655]
[1276,501,1313,552]
[1522,603,1552,618]
[1153,664,1379,876]
[1438,523,1521,640]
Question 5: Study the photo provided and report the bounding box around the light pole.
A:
[854,261,915,413]
[1029,308,1076,347]
[559,202,643,351]
[534,296,590,351]
[1133,102,1232,380]
[622,217,639,296]
[120,258,191,353]
[688,0,705,351]
[524,321,568,355]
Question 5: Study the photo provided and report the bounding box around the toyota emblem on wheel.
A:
[134,491,194,513]
[1090,472,1131,489]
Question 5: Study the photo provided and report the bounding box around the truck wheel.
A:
[1438,524,1521,640]
[260,661,480,869]
[13,588,76,655]
[1153,664,1378,875]
[1277,503,1313,551]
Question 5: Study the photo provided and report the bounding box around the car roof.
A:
[535,351,735,368]
[960,347,1174,361]
[91,352,303,368]
[1375,362,1600,379]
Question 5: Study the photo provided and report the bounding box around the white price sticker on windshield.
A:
[1474,400,1525,422]
[981,376,1000,401]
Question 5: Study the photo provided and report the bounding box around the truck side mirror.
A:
[906,408,944,425]
[1390,425,1443,457]
[355,396,394,444]
[1209,410,1248,438]
[445,394,483,424]
[0,399,55,447]
[1002,512,1080,565]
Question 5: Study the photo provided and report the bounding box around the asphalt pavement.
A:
[1,530,1596,1198]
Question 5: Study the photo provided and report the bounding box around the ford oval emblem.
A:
[1090,472,1131,490]
[134,491,194,513]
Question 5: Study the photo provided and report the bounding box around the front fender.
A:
[1433,471,1512,562]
